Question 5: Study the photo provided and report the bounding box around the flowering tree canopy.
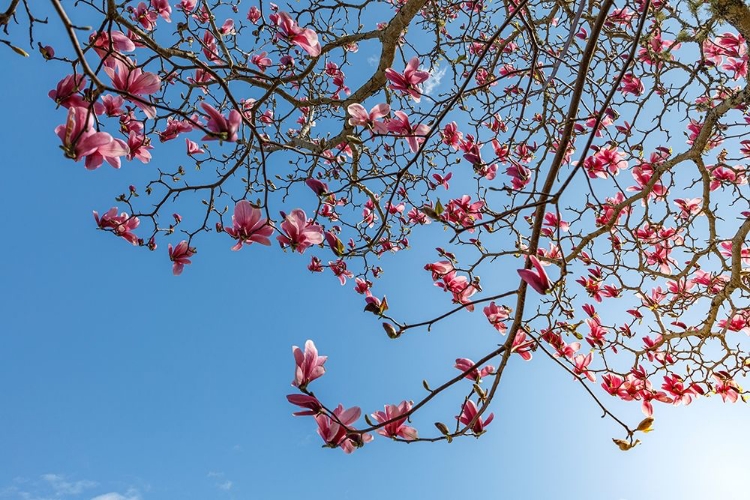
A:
[4,0,750,453]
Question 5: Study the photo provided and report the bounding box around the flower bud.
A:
[382,322,400,339]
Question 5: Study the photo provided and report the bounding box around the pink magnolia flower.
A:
[177,0,196,11]
[201,102,242,142]
[713,373,740,403]
[483,301,510,334]
[436,271,479,310]
[247,6,261,23]
[385,57,430,102]
[251,51,273,72]
[315,404,372,453]
[151,0,172,22]
[347,103,390,132]
[305,178,328,196]
[201,30,221,62]
[455,358,495,381]
[387,111,430,152]
[90,30,136,57]
[431,172,452,190]
[168,240,195,275]
[308,255,323,272]
[662,374,701,406]
[371,401,418,440]
[441,122,463,149]
[286,394,323,416]
[219,19,235,36]
[126,131,153,163]
[457,400,494,434]
[103,58,161,118]
[277,209,324,253]
[102,94,125,116]
[517,255,552,294]
[49,74,92,110]
[329,259,354,285]
[56,106,129,170]
[225,200,274,250]
[511,331,534,361]
[424,260,453,280]
[93,208,140,245]
[573,353,596,382]
[292,339,327,388]
[186,138,205,155]
[269,11,321,57]
[130,2,159,30]
[716,32,747,58]
[542,211,570,234]
[620,73,644,96]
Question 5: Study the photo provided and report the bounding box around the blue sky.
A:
[2,5,750,500]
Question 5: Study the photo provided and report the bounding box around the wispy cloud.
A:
[206,472,233,492]
[90,490,141,500]
[0,474,101,500]
[42,474,98,497]
[423,64,448,97]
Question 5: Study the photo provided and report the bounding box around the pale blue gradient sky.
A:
[1,7,750,500]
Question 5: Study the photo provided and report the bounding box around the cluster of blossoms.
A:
[286,341,502,452]
[24,0,750,453]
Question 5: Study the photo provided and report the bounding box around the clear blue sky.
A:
[1,7,749,500]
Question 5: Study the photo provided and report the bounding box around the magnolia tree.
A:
[5,0,750,452]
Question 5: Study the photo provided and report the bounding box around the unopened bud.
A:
[38,43,55,59]
[473,383,486,401]
[11,45,29,57]
[382,322,400,339]
[434,422,452,442]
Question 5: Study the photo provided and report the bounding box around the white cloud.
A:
[42,474,97,496]
[90,489,141,500]
[367,54,380,67]
[423,64,448,97]
[217,481,233,491]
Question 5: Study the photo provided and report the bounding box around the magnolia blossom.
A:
[93,208,140,245]
[56,106,129,170]
[517,255,552,294]
[269,11,321,57]
[385,57,430,101]
[225,201,274,250]
[315,404,372,453]
[277,209,324,253]
[201,102,242,142]
[292,339,327,389]
[168,240,195,275]
[185,138,205,155]
[347,103,390,132]
[457,400,493,434]
[286,394,323,416]
[387,111,430,152]
[483,301,510,334]
[455,358,495,381]
[371,401,418,440]
[103,58,161,118]
[90,30,136,57]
